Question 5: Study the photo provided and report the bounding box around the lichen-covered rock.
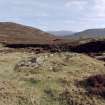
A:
[14,57,40,72]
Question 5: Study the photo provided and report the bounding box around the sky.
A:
[0,0,105,31]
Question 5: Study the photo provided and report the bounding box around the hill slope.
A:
[0,22,57,44]
[70,28,105,39]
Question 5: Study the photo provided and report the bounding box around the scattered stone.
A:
[14,53,67,73]
[14,57,41,72]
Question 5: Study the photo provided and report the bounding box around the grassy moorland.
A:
[0,22,105,105]
[0,48,105,105]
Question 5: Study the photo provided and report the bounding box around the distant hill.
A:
[0,22,58,45]
[67,28,105,40]
[48,31,75,36]
[2,22,105,49]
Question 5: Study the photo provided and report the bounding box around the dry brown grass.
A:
[0,51,105,105]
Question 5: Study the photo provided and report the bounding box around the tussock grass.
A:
[0,52,105,105]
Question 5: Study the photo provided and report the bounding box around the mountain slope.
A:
[0,22,57,44]
[71,28,105,39]
[61,28,105,41]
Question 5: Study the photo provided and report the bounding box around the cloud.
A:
[65,0,105,21]
[92,0,105,17]
[0,0,105,31]
[65,0,88,10]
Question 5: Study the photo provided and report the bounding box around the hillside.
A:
[61,28,105,41]
[1,22,105,53]
[68,28,105,40]
[0,22,58,44]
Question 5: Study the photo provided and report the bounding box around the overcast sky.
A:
[0,0,105,31]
